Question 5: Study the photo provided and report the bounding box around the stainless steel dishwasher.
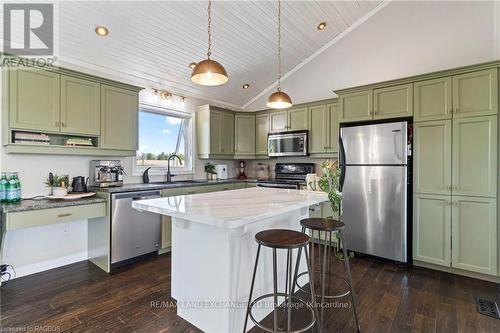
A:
[111,190,161,268]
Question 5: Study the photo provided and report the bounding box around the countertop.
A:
[0,196,107,213]
[131,187,328,229]
[89,178,257,193]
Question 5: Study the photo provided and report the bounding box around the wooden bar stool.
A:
[243,229,320,333]
[294,218,361,332]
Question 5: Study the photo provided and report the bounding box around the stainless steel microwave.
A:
[268,131,308,157]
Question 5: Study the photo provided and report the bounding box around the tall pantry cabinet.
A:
[412,68,498,276]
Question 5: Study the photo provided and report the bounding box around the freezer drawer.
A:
[111,191,161,265]
[341,165,407,262]
[341,121,407,165]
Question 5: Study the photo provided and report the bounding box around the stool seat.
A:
[255,229,310,249]
[300,217,345,231]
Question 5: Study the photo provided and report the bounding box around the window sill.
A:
[132,168,194,177]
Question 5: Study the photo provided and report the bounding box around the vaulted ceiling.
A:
[19,1,384,109]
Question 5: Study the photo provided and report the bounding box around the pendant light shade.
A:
[266,89,292,109]
[267,0,292,109]
[191,0,228,86]
[191,59,228,86]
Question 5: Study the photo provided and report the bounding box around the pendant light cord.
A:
[207,0,212,59]
[277,0,282,91]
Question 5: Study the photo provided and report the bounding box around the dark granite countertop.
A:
[89,178,258,194]
[0,196,107,213]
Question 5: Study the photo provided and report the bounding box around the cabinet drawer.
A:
[6,203,106,231]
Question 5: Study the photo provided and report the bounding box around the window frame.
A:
[133,103,194,176]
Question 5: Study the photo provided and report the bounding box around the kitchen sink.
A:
[150,180,210,185]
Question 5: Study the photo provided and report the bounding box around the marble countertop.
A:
[132,187,328,229]
[90,179,257,193]
[0,196,106,213]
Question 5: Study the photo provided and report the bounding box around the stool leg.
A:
[287,249,293,332]
[273,248,278,333]
[304,245,321,332]
[243,244,261,333]
[339,230,361,333]
[320,232,328,329]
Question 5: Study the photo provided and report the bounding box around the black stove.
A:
[257,163,315,189]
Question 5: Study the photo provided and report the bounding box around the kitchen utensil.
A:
[71,176,88,193]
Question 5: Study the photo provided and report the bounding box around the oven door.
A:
[256,182,299,190]
[268,131,308,157]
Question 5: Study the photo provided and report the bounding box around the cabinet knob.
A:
[55,121,59,127]
[61,122,66,128]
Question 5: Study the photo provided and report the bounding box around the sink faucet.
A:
[166,154,182,183]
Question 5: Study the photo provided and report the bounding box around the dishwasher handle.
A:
[132,196,159,201]
[112,190,161,201]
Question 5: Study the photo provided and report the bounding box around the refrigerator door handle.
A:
[339,136,346,192]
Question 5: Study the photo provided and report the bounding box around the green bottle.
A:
[0,172,7,202]
[13,172,21,201]
[6,172,18,203]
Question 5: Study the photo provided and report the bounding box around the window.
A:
[135,105,193,174]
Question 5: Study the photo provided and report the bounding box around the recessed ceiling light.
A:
[95,26,109,36]
[242,83,250,89]
[189,62,197,69]
[317,22,327,31]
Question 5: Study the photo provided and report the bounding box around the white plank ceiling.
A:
[11,1,384,109]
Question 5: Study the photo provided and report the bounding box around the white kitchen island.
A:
[132,187,328,333]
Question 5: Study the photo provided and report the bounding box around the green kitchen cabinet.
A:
[9,67,60,132]
[373,83,413,119]
[269,107,308,132]
[413,193,451,267]
[452,116,497,197]
[100,85,139,151]
[413,120,452,195]
[61,75,100,135]
[288,107,308,131]
[269,110,287,132]
[308,103,339,155]
[234,113,255,158]
[308,104,329,154]
[220,112,235,155]
[414,77,453,121]
[196,105,235,158]
[255,113,269,156]
[451,196,497,275]
[452,69,498,118]
[338,90,373,123]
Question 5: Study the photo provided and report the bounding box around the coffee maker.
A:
[89,160,124,187]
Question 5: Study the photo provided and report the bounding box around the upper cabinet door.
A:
[414,77,452,121]
[100,85,139,151]
[61,75,100,135]
[288,107,308,131]
[234,114,255,156]
[451,196,497,276]
[413,193,451,267]
[269,111,287,132]
[413,120,452,195]
[339,90,373,123]
[255,113,269,156]
[209,110,222,154]
[220,112,234,155]
[452,69,498,118]
[452,116,497,197]
[373,83,413,119]
[9,67,60,132]
[328,103,340,153]
[308,105,328,154]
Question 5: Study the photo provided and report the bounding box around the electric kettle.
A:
[71,176,88,193]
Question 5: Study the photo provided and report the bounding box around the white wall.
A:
[247,0,498,110]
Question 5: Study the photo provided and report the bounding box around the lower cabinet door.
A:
[451,196,497,275]
[161,216,172,249]
[413,193,451,266]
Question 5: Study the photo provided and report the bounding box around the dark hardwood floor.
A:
[1,251,499,332]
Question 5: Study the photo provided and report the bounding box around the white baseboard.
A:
[8,252,88,279]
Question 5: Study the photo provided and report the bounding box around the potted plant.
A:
[318,159,353,260]
[44,174,69,197]
[204,163,217,181]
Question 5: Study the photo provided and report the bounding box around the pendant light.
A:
[191,0,228,86]
[267,0,292,109]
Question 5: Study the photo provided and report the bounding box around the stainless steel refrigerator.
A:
[339,121,409,263]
